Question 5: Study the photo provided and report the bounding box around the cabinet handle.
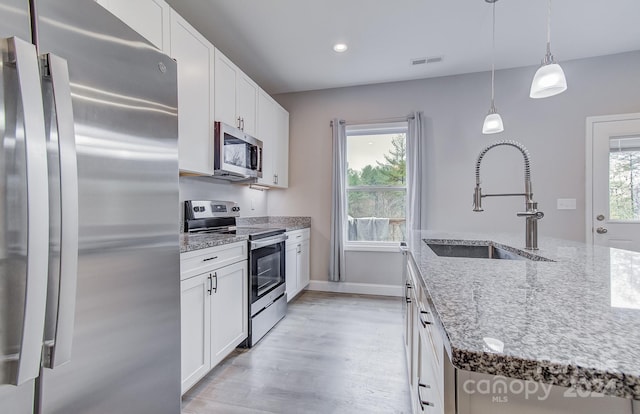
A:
[419,309,432,328]
[207,274,213,295]
[418,383,434,410]
[237,116,241,129]
[241,117,245,131]
[203,256,218,262]
[212,272,218,293]
[297,244,301,254]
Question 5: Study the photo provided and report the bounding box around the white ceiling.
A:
[165,0,640,95]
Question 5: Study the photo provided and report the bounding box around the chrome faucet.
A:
[473,140,544,250]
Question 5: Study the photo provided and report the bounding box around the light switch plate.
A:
[557,198,577,210]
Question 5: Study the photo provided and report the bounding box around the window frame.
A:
[343,122,408,251]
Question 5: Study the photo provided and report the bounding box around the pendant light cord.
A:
[546,0,552,55]
[490,0,496,108]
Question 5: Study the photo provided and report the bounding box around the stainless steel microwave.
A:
[213,121,263,180]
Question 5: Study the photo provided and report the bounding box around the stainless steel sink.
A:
[426,243,527,260]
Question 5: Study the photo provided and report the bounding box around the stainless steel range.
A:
[184,200,287,347]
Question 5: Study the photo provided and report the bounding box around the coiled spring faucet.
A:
[473,140,544,250]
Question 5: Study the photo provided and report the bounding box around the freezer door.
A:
[37,1,181,413]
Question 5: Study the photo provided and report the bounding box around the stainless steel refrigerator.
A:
[0,0,181,412]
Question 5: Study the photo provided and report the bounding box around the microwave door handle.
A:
[42,53,79,369]
[5,37,50,385]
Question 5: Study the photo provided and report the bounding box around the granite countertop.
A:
[180,232,249,253]
[409,230,640,400]
[236,216,311,232]
[180,216,311,253]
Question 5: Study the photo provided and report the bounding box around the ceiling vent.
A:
[411,56,443,66]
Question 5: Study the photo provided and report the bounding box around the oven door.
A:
[249,236,286,306]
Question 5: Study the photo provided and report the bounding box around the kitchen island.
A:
[406,230,640,412]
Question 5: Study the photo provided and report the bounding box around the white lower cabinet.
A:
[210,261,248,367]
[180,272,211,393]
[180,243,248,394]
[285,229,310,301]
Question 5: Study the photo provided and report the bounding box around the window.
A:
[610,136,640,221]
[345,122,407,247]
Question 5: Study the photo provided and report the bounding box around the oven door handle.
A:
[250,234,288,250]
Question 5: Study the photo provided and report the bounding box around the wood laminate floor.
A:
[182,291,412,414]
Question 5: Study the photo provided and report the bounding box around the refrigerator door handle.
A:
[41,53,78,369]
[6,37,50,385]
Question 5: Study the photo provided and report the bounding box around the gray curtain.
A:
[407,112,424,247]
[329,119,346,282]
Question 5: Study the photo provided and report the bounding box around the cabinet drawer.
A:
[285,228,309,245]
[180,241,247,280]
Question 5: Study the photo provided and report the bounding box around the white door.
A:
[237,75,258,136]
[588,114,640,252]
[210,261,248,367]
[298,239,310,291]
[214,50,239,128]
[285,242,298,301]
[170,10,215,174]
[180,273,211,393]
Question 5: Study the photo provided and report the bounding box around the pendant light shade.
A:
[530,61,567,99]
[483,109,504,134]
[530,0,567,99]
[482,0,503,135]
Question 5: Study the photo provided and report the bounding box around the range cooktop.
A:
[184,200,285,240]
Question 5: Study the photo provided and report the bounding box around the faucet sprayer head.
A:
[473,186,484,212]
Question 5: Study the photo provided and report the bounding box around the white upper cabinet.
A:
[214,49,258,136]
[274,103,289,188]
[257,90,276,187]
[95,0,171,53]
[213,51,237,129]
[169,10,215,175]
[98,1,289,180]
[257,91,289,188]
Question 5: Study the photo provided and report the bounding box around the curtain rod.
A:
[330,114,414,127]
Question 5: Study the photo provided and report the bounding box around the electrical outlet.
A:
[557,198,576,210]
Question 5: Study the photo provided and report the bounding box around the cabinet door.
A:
[273,104,289,188]
[170,11,215,174]
[237,74,258,136]
[285,243,298,302]
[257,90,276,186]
[298,239,310,291]
[97,0,170,52]
[210,261,248,367]
[180,273,211,394]
[214,50,239,128]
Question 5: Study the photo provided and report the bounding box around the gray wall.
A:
[269,51,640,284]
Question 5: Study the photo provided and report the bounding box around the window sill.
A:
[344,243,402,253]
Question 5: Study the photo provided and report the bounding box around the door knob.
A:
[596,227,608,234]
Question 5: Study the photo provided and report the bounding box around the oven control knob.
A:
[232,207,240,212]
[193,207,198,212]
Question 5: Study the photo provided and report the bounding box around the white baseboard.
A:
[306,280,403,297]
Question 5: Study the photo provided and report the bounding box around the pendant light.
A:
[482,0,504,135]
[530,0,567,98]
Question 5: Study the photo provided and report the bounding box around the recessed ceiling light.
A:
[333,43,348,53]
